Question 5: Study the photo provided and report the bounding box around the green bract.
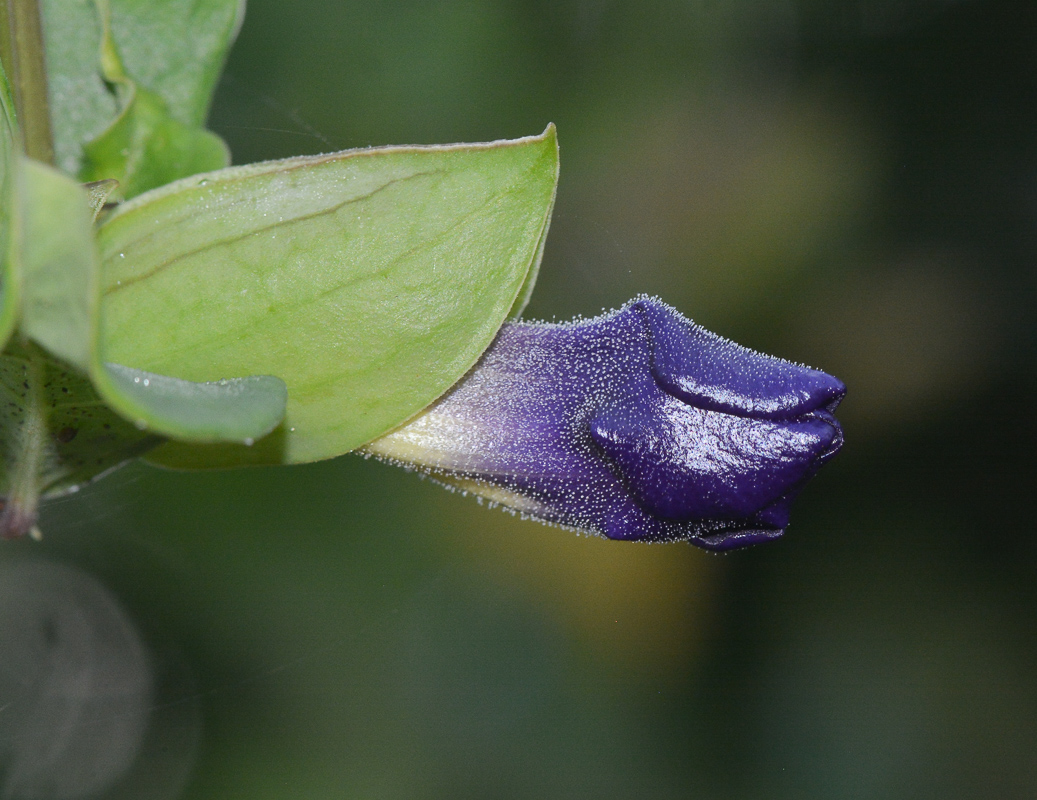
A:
[0,0,559,537]
[100,126,559,468]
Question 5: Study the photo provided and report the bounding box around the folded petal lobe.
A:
[638,298,846,419]
[590,393,841,522]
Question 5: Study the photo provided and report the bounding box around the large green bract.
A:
[99,127,559,467]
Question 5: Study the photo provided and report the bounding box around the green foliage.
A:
[97,0,244,126]
[80,84,230,199]
[0,155,287,533]
[0,0,559,533]
[95,362,287,443]
[99,127,558,467]
[42,0,239,189]
[17,157,95,369]
[83,177,117,219]
[69,0,231,198]
[39,0,114,174]
[17,155,288,441]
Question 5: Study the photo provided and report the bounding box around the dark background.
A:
[10,0,1037,797]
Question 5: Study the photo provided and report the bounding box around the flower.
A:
[364,297,845,551]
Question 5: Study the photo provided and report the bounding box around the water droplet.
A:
[132,376,140,384]
[119,253,125,258]
[243,437,254,447]
[142,379,150,387]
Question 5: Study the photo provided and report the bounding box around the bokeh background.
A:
[4,0,1036,797]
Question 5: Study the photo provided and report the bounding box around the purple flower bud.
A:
[365,297,844,551]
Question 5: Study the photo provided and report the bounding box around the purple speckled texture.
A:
[372,297,844,551]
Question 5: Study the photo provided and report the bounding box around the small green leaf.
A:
[80,84,230,199]
[41,0,242,177]
[102,0,244,128]
[14,157,287,444]
[40,0,115,175]
[76,0,229,199]
[97,126,560,468]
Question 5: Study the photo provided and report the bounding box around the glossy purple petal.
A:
[641,300,845,419]
[364,297,845,550]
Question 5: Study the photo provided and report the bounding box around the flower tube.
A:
[364,297,845,551]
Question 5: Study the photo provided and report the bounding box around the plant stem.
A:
[0,349,48,538]
[0,0,54,164]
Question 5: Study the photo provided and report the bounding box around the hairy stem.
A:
[0,347,48,538]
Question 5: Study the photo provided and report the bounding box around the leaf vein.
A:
[102,170,441,296]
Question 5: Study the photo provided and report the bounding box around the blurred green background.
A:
[6,0,1037,797]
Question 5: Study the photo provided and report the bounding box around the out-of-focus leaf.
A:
[80,84,229,199]
[17,158,95,370]
[15,158,287,444]
[0,59,17,350]
[0,40,18,136]
[41,0,242,177]
[2,165,154,515]
[76,0,229,199]
[97,126,560,468]
[104,0,244,127]
[40,0,115,175]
